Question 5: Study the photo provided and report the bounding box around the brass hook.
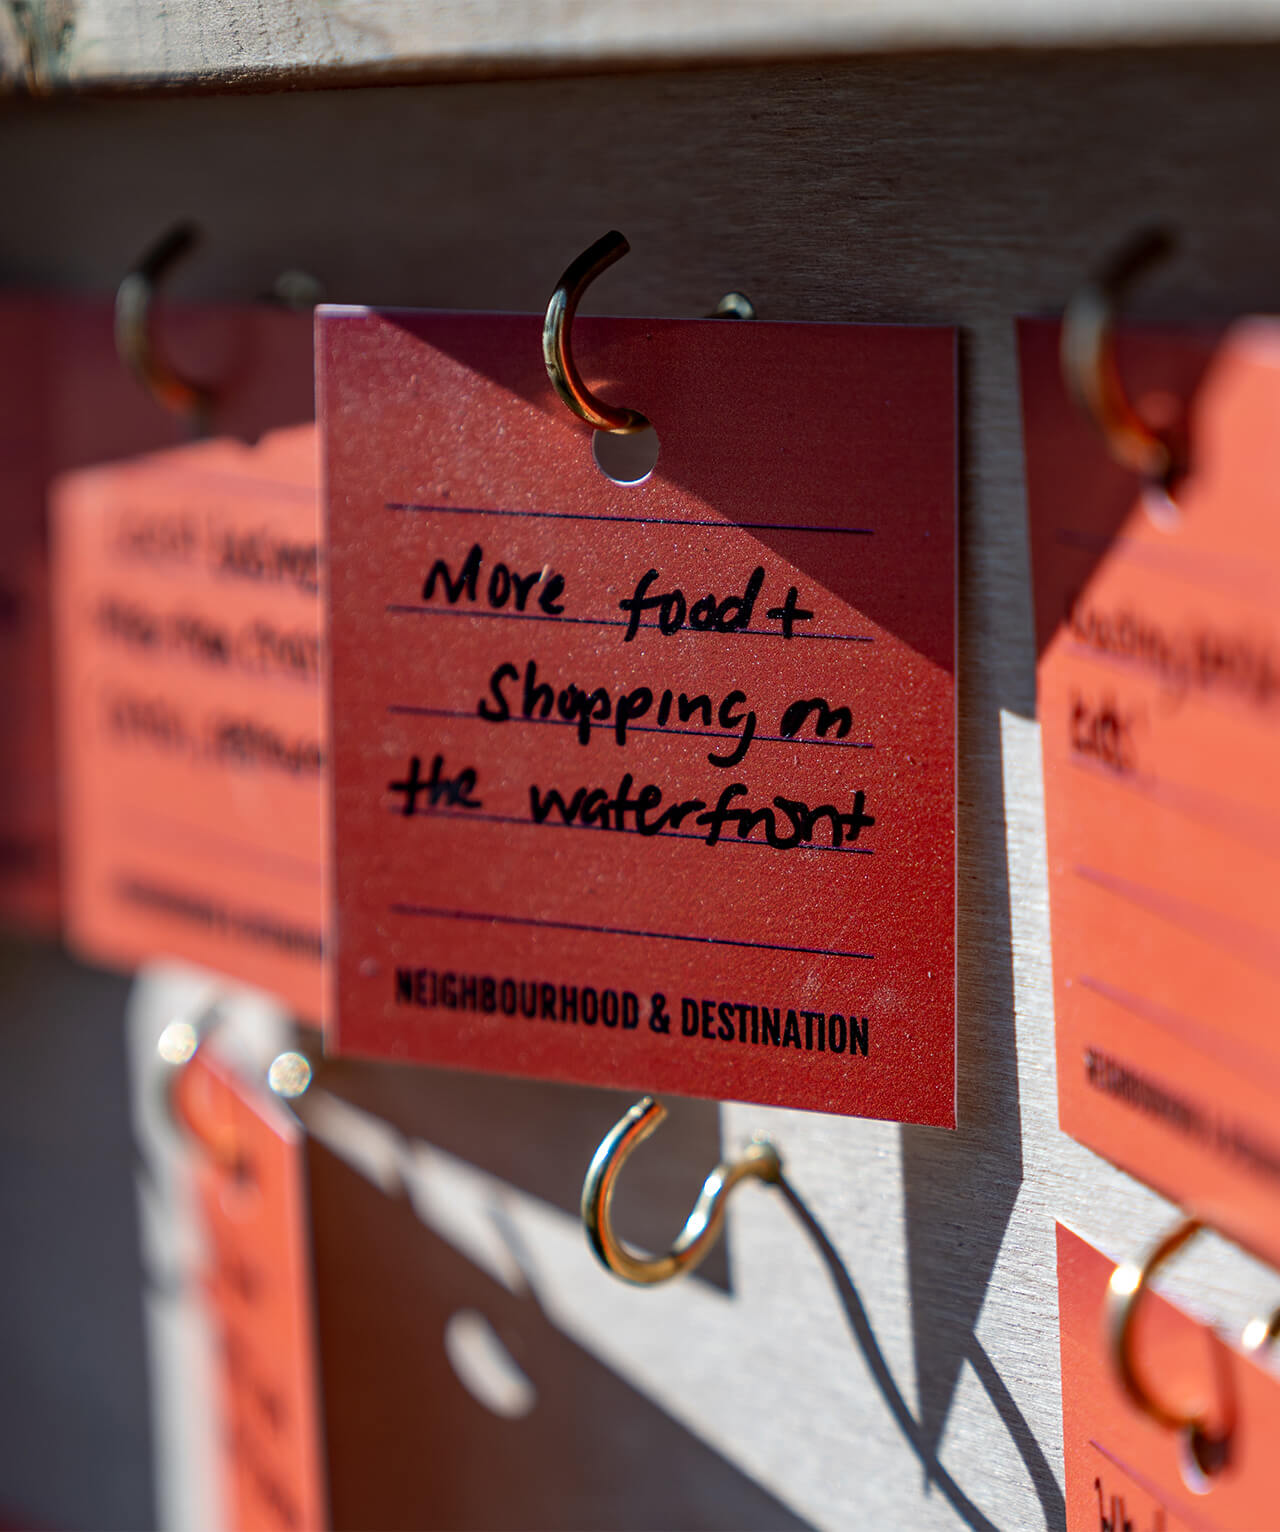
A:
[581,1097,782,1286]
[1061,227,1180,488]
[1106,1218,1226,1464]
[115,221,215,431]
[543,231,650,435]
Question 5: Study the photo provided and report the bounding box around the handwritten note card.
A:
[322,310,955,1121]
[1058,1223,1280,1531]
[1022,319,1280,1266]
[184,1049,327,1532]
[0,295,315,940]
[54,425,325,1019]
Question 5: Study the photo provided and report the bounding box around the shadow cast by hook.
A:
[775,1176,1066,1532]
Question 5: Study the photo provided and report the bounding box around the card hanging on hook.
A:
[1057,1223,1280,1531]
[53,423,325,1020]
[51,235,323,1018]
[177,1041,328,1532]
[320,236,957,1123]
[1020,285,1280,1266]
[0,282,316,937]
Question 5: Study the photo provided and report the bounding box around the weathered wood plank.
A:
[7,0,1280,93]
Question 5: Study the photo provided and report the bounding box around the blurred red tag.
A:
[53,424,325,1019]
[1022,319,1280,1265]
[321,309,956,1122]
[186,1050,327,1532]
[0,300,58,930]
[1058,1223,1280,1531]
[0,296,314,939]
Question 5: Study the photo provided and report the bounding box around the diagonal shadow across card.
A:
[374,307,956,678]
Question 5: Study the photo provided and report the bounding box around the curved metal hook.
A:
[543,231,650,435]
[1061,227,1179,488]
[581,1097,782,1286]
[116,222,215,430]
[1106,1217,1227,1466]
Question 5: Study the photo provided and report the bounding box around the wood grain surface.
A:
[6,0,1280,93]
[7,47,1280,1531]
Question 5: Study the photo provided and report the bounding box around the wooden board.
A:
[7,0,1280,93]
[9,46,1280,1532]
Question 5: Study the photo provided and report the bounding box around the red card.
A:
[1058,1223,1280,1531]
[54,425,325,1020]
[1022,319,1280,1266]
[183,1049,327,1532]
[0,300,59,930]
[321,309,956,1122]
[0,295,315,937]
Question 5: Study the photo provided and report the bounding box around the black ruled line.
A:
[388,902,875,961]
[386,703,874,750]
[385,604,873,643]
[387,501,874,536]
[384,803,875,855]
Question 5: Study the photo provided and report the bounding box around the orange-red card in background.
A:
[181,1049,327,1532]
[1021,318,1280,1268]
[0,296,315,936]
[1057,1223,1280,1531]
[0,301,58,929]
[321,310,956,1122]
[54,424,325,1020]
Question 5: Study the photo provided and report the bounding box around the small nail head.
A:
[157,1019,199,1066]
[268,1051,313,1099]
